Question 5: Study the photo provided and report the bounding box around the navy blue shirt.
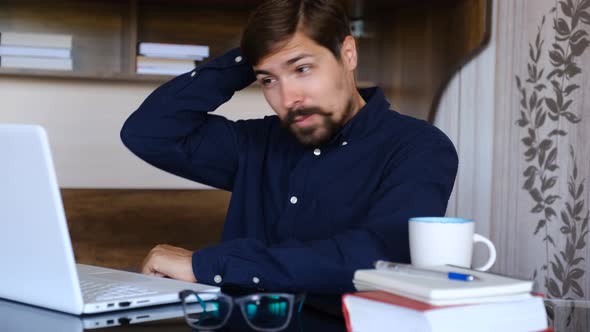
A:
[121,48,458,294]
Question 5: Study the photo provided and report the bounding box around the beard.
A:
[281,100,353,147]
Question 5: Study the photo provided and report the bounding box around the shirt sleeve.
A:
[192,138,458,293]
[120,48,256,190]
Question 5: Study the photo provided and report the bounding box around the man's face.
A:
[253,31,357,146]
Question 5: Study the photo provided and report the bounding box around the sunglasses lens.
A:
[183,293,231,329]
[242,295,291,330]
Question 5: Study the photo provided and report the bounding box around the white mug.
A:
[409,217,496,271]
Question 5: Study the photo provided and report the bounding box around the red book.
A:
[342,291,549,332]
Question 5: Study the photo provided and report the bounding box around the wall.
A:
[437,0,590,328]
[492,0,590,299]
[0,77,273,188]
[434,0,496,268]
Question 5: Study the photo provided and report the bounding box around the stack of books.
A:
[136,42,209,76]
[342,265,549,331]
[0,32,73,71]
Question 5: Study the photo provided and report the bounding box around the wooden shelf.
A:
[0,0,254,81]
[0,0,490,122]
[0,67,164,83]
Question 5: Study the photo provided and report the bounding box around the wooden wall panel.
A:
[138,2,251,59]
[62,189,230,271]
[357,0,490,121]
[0,0,131,74]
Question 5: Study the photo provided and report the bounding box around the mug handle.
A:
[472,233,497,271]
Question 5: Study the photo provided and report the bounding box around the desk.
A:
[4,296,589,331]
[0,297,347,332]
[546,299,590,332]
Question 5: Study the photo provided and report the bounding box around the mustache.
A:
[284,107,332,126]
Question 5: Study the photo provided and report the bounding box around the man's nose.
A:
[280,81,303,110]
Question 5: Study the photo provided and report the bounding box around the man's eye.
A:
[296,66,310,73]
[261,78,275,86]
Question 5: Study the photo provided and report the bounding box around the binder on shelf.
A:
[0,56,72,71]
[136,56,196,66]
[136,67,192,76]
[0,31,73,71]
[136,56,197,76]
[0,46,71,59]
[138,42,209,60]
[0,32,72,49]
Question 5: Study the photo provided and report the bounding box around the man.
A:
[121,0,457,293]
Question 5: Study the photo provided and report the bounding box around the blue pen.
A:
[374,261,477,282]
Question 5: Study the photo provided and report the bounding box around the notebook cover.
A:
[353,266,534,305]
[344,291,450,311]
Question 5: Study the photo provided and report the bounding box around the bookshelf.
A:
[0,0,490,120]
[0,0,255,82]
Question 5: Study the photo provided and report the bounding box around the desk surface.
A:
[0,297,347,332]
[3,296,590,331]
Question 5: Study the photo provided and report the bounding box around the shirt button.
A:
[234,56,243,63]
[190,71,196,77]
[213,275,223,284]
[313,148,321,156]
[252,277,260,284]
[342,141,348,146]
[290,196,298,204]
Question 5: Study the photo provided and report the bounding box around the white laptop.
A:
[1,297,205,330]
[0,124,219,315]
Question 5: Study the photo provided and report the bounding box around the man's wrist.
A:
[191,48,256,92]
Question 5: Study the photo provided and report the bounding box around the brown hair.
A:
[240,0,351,66]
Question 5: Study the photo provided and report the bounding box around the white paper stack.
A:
[0,32,73,71]
[136,42,209,76]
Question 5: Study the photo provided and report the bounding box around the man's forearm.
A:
[119,48,257,189]
[121,48,255,144]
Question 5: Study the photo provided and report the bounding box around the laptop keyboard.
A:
[80,279,157,302]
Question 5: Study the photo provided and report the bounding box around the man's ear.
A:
[340,35,358,71]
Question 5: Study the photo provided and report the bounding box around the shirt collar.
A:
[327,87,391,147]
